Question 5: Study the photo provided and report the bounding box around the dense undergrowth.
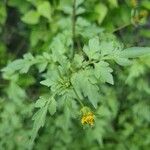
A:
[0,0,150,150]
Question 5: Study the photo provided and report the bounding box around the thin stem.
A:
[72,87,84,107]
[112,23,131,33]
[72,0,76,56]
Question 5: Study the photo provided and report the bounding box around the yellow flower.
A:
[131,0,138,7]
[81,112,95,126]
[139,10,148,18]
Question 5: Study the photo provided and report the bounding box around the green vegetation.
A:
[0,0,150,150]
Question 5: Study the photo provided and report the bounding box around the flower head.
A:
[80,107,95,126]
[131,0,138,7]
[81,112,95,126]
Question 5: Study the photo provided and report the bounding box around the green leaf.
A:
[2,59,24,75]
[71,72,84,100]
[20,53,35,73]
[83,37,100,59]
[36,58,48,72]
[37,61,48,73]
[76,7,85,15]
[29,105,48,148]
[35,52,51,72]
[108,0,118,8]
[35,97,47,108]
[48,97,57,115]
[22,10,40,24]
[72,54,84,69]
[95,3,107,24]
[2,53,35,75]
[120,47,150,58]
[40,66,60,89]
[37,1,51,21]
[83,82,100,108]
[7,81,26,104]
[115,57,132,66]
[71,71,100,108]
[89,37,100,52]
[40,79,53,87]
[94,61,114,85]
[76,0,84,8]
[50,37,66,62]
[99,41,114,56]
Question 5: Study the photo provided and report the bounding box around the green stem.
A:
[112,23,131,33]
[72,0,76,57]
[72,87,84,107]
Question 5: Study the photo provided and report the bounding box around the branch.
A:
[72,0,76,52]
[112,23,131,33]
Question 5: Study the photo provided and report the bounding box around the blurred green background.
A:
[0,0,150,150]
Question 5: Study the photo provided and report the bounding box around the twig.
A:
[72,0,76,54]
[72,86,84,107]
[112,23,131,33]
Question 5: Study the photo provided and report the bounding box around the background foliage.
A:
[0,0,150,150]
